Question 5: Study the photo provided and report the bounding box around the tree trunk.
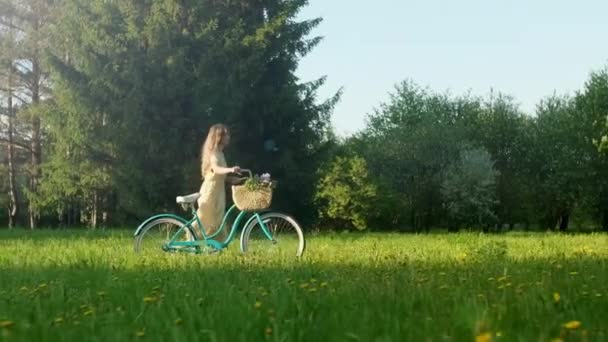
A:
[28,56,42,229]
[7,68,18,228]
[558,210,570,232]
[91,191,98,229]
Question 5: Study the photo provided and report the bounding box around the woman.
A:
[193,124,240,240]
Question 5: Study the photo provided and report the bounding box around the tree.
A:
[315,154,377,230]
[575,68,608,231]
[0,0,57,228]
[360,80,477,231]
[441,145,499,230]
[46,0,338,226]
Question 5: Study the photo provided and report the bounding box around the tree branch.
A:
[0,138,33,152]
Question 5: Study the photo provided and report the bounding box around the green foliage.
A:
[441,146,499,229]
[574,68,608,231]
[315,155,377,230]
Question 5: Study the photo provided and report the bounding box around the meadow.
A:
[0,230,607,341]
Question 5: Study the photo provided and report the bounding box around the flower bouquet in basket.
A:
[232,173,277,211]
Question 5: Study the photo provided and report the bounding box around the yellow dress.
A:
[196,151,226,238]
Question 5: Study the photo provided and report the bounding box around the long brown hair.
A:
[201,124,229,177]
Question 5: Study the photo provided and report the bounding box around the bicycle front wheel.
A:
[134,217,198,255]
[240,212,305,257]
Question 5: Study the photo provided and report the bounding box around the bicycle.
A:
[133,169,306,257]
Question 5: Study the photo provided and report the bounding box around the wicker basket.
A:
[232,185,273,211]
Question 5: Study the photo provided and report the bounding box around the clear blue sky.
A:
[295,0,608,136]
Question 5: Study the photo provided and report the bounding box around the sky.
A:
[295,0,608,136]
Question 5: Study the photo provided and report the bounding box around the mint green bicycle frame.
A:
[134,203,275,253]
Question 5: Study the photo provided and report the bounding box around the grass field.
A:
[0,229,607,341]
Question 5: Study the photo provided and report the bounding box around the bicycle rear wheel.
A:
[240,212,305,257]
[134,217,198,255]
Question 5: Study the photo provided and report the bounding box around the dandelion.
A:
[562,321,581,330]
[475,332,492,342]
[553,292,561,303]
[143,296,158,304]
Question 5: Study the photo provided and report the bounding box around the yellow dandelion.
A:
[0,321,14,329]
[254,301,262,309]
[265,327,273,335]
[553,292,561,303]
[562,320,582,330]
[475,332,492,342]
[175,318,183,326]
[143,296,158,304]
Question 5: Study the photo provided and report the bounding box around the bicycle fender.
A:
[133,214,188,237]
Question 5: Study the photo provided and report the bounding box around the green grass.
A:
[0,229,607,341]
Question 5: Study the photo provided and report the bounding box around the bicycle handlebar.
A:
[238,169,253,178]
